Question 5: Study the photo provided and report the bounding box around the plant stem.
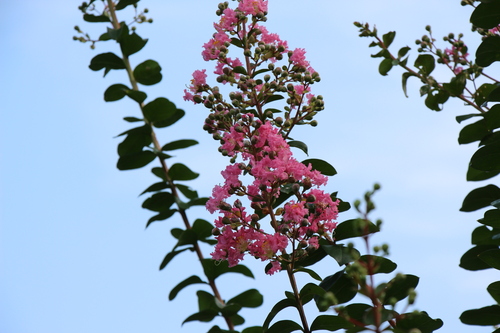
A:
[105,1,234,330]
[286,264,310,333]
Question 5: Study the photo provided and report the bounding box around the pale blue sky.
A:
[1,1,497,332]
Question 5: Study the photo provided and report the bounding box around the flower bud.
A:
[212,228,221,236]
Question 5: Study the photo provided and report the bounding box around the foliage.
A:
[356,0,500,330]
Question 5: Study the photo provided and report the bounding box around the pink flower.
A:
[266,261,282,275]
[202,32,231,61]
[238,0,268,16]
[283,201,308,223]
[290,48,309,68]
[215,8,238,31]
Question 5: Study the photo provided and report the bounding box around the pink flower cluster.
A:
[207,116,339,275]
[444,45,469,74]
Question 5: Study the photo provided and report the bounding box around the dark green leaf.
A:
[123,116,143,122]
[143,97,177,124]
[470,140,500,172]
[340,304,371,323]
[402,72,415,98]
[334,218,379,241]
[151,167,166,181]
[89,52,126,76]
[192,219,214,240]
[233,66,248,75]
[294,267,322,281]
[424,89,449,111]
[267,320,303,333]
[395,311,443,333]
[162,139,198,151]
[476,37,500,67]
[169,163,199,181]
[310,315,354,332]
[479,209,500,228]
[104,84,129,102]
[83,14,110,23]
[183,309,218,324]
[470,1,500,29]
[117,125,152,156]
[379,58,393,76]
[294,246,327,268]
[383,274,419,305]
[187,197,209,208]
[300,283,326,305]
[472,225,500,245]
[228,289,263,308]
[322,244,360,266]
[460,184,500,212]
[398,46,411,59]
[382,31,396,48]
[264,94,284,104]
[146,210,176,227]
[121,32,148,57]
[475,83,497,106]
[142,191,175,212]
[174,229,198,248]
[414,54,435,75]
[134,60,162,85]
[201,259,254,281]
[460,305,500,325]
[443,73,467,97]
[169,275,206,300]
[459,245,499,270]
[456,113,482,124]
[159,247,190,270]
[243,327,264,333]
[140,181,168,195]
[488,281,500,303]
[117,150,156,170]
[479,248,500,269]
[466,165,500,181]
[197,290,219,312]
[288,140,308,155]
[126,90,147,103]
[485,104,500,129]
[177,184,199,199]
[263,299,297,332]
[302,158,336,176]
[115,0,140,10]
[319,271,357,304]
[358,255,397,274]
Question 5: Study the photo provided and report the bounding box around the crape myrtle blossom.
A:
[206,118,339,275]
[187,0,335,275]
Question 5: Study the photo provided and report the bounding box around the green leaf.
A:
[476,37,500,67]
[124,116,143,122]
[456,113,482,124]
[485,104,500,129]
[169,275,207,300]
[442,72,467,97]
[117,125,152,157]
[121,32,148,57]
[154,108,185,128]
[424,89,449,111]
[233,66,248,75]
[470,140,500,172]
[89,52,126,76]
[459,245,499,270]
[162,139,198,151]
[382,31,396,48]
[414,54,435,75]
[197,290,219,312]
[126,90,147,103]
[340,303,371,323]
[115,0,140,10]
[294,267,322,281]
[302,158,336,176]
[322,244,360,266]
[379,58,393,76]
[319,271,357,304]
[398,46,411,59]
[460,184,500,212]
[263,299,297,332]
[267,320,303,333]
[104,84,129,102]
[300,283,326,305]
[140,181,168,195]
[334,218,379,241]
[466,165,500,181]
[475,83,497,106]
[472,225,500,245]
[358,255,397,274]
[83,14,110,23]
[488,281,500,303]
[168,163,199,181]
[134,60,162,85]
[288,140,308,155]
[310,315,354,332]
[401,72,415,98]
[479,248,500,269]
[201,259,254,281]
[177,184,199,199]
[174,229,198,248]
[143,97,178,124]
[264,94,284,104]
[183,309,219,324]
[395,311,443,333]
[479,209,500,228]
[142,191,175,212]
[460,305,500,325]
[294,246,327,268]
[146,210,176,227]
[383,274,419,305]
[117,150,156,170]
[192,219,215,240]
[227,289,263,308]
[458,119,489,144]
[159,247,191,270]
[470,1,500,29]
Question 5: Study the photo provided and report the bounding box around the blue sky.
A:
[1,1,497,332]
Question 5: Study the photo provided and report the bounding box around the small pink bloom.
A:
[215,8,238,31]
[238,0,268,16]
[266,261,282,275]
[290,48,310,68]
